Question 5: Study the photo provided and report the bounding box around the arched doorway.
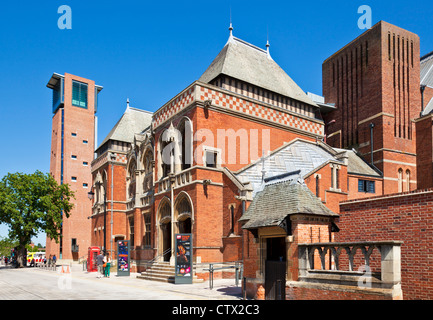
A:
[161,221,171,262]
[175,193,193,234]
[158,199,172,262]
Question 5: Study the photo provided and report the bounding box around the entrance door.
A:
[179,217,191,234]
[162,222,171,262]
[265,237,286,300]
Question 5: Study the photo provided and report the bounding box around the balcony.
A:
[296,241,403,298]
[158,168,193,193]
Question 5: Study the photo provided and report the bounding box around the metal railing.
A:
[205,261,243,290]
[142,248,172,277]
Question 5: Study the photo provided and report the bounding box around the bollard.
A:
[256,284,265,300]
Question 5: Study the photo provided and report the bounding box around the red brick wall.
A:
[337,189,433,299]
[47,73,96,260]
[304,163,348,213]
[91,162,128,255]
[286,285,393,300]
[416,115,433,189]
[323,21,420,195]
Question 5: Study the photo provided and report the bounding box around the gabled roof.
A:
[333,148,382,177]
[421,51,433,88]
[235,139,340,196]
[235,139,382,196]
[240,174,338,230]
[199,35,317,107]
[97,106,153,151]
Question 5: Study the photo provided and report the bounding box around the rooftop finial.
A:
[126,98,130,110]
[266,27,271,58]
[228,7,233,39]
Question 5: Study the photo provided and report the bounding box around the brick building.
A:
[46,73,103,261]
[87,26,386,280]
[49,20,433,300]
[322,21,421,195]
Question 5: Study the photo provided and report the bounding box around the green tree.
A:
[0,171,74,267]
[0,236,18,257]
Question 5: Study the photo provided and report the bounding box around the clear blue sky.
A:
[1,0,432,246]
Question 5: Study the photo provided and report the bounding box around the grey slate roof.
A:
[240,175,338,230]
[235,139,339,196]
[421,97,433,117]
[199,36,318,107]
[421,51,433,88]
[333,148,381,177]
[97,106,153,150]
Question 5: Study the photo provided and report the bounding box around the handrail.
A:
[144,248,172,269]
[205,261,243,290]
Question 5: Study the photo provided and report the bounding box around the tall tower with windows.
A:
[46,73,103,261]
[322,21,420,194]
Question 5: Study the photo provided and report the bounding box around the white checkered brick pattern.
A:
[153,87,195,129]
[152,84,324,136]
[116,153,127,163]
[198,86,324,136]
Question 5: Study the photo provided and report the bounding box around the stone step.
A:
[137,261,204,283]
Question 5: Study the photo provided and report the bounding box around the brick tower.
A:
[46,73,103,261]
[322,21,421,194]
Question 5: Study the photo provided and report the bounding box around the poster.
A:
[175,233,193,284]
[117,240,130,276]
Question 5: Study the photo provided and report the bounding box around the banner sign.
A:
[117,240,130,276]
[175,233,193,284]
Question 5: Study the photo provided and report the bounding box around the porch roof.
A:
[240,173,338,230]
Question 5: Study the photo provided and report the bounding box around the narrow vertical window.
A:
[411,41,414,67]
[398,169,403,193]
[129,216,135,247]
[230,206,235,235]
[405,170,411,192]
[315,175,320,198]
[388,33,391,60]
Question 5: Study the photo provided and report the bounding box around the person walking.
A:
[96,251,105,278]
[104,253,112,278]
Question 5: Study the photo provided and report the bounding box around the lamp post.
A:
[88,182,107,255]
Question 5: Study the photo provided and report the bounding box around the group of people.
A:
[96,252,112,278]
[1,256,10,265]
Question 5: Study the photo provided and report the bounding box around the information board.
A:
[174,233,193,284]
[117,240,130,276]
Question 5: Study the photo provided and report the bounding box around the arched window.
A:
[398,168,403,193]
[178,117,193,171]
[142,149,153,192]
[127,159,136,199]
[405,169,411,192]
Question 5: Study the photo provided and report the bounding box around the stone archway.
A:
[174,193,193,235]
[157,198,172,262]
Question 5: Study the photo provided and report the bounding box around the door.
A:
[162,222,171,262]
[265,237,286,300]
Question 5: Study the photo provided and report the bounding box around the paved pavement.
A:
[0,263,243,300]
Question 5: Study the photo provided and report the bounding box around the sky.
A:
[0,0,432,246]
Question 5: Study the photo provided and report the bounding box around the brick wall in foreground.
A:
[336,189,433,300]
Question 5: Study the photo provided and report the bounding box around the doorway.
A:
[265,237,286,300]
[162,222,171,262]
[179,217,191,234]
